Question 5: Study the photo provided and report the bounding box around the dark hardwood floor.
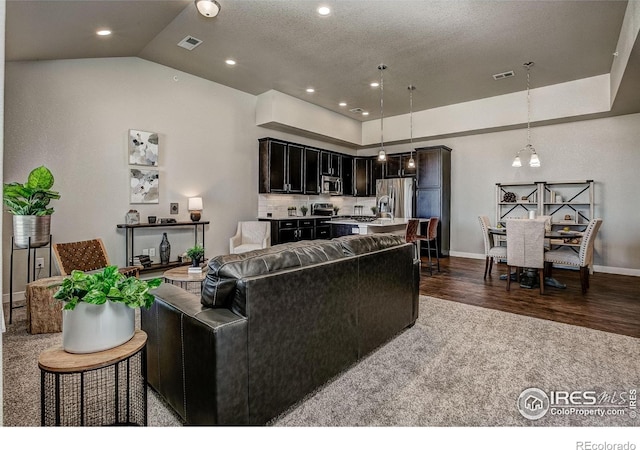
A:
[419,256,640,338]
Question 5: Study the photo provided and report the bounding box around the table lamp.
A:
[188,197,203,222]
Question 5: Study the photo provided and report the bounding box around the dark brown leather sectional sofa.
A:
[141,234,420,425]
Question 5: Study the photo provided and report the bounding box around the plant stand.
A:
[9,234,52,324]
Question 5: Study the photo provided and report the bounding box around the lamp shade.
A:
[188,197,203,211]
[195,0,221,18]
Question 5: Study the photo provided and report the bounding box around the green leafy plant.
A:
[3,165,61,215]
[186,244,205,261]
[371,206,378,215]
[54,265,162,311]
[300,205,308,216]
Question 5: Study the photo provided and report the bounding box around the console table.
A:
[116,221,209,274]
[38,330,148,426]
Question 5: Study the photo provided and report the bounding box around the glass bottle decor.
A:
[159,232,171,265]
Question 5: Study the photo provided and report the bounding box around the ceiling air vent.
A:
[177,35,203,51]
[349,107,364,113]
[492,70,515,80]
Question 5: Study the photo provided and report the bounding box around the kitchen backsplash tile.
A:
[258,194,376,218]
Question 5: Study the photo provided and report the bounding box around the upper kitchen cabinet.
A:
[304,147,321,194]
[369,157,385,195]
[385,153,416,178]
[354,158,370,197]
[321,151,341,176]
[415,145,452,256]
[259,138,304,194]
[341,155,354,196]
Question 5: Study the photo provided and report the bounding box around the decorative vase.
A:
[160,232,170,265]
[62,301,135,353]
[13,215,51,248]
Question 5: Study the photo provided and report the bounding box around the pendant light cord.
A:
[526,65,531,148]
[380,65,385,154]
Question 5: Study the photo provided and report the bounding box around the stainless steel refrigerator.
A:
[375,178,415,219]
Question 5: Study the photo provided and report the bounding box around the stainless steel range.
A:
[311,203,334,216]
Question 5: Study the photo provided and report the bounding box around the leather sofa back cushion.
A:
[201,240,345,309]
[333,233,405,256]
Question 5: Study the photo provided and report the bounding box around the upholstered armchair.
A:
[229,221,271,254]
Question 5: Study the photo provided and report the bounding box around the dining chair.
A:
[505,218,546,294]
[52,238,140,278]
[543,218,603,294]
[478,215,507,280]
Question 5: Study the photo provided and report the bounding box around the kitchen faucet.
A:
[377,195,394,220]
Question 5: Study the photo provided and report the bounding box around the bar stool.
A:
[423,217,440,275]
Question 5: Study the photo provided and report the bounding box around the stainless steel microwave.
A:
[322,176,342,195]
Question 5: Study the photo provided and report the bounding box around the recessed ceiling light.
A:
[96,29,112,36]
[362,112,369,116]
[370,82,379,88]
[225,59,236,66]
[306,88,315,93]
[339,102,347,107]
[318,6,331,16]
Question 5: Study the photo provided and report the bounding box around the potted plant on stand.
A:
[54,266,161,353]
[186,244,205,268]
[3,165,61,248]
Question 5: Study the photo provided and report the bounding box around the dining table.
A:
[487,225,584,290]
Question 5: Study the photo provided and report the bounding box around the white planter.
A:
[63,301,135,354]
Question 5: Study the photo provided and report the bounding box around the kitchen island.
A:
[330,218,415,236]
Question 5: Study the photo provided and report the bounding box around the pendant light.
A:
[407,85,416,169]
[377,64,387,161]
[512,62,540,168]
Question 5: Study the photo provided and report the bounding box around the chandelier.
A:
[512,62,540,168]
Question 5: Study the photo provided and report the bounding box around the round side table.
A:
[163,265,207,295]
[38,330,148,426]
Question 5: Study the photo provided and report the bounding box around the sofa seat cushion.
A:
[201,240,345,310]
[333,233,406,256]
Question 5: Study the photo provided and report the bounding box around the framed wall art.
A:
[130,168,159,204]
[128,129,159,166]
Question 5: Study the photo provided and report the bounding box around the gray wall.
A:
[2,57,353,293]
[4,56,640,301]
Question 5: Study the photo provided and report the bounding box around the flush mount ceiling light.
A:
[377,64,387,161]
[225,59,236,65]
[362,111,369,116]
[512,62,540,168]
[195,0,221,18]
[96,29,112,36]
[339,102,347,107]
[407,85,416,169]
[317,6,331,16]
[306,88,315,93]
[370,82,379,88]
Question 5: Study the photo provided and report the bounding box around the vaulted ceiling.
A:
[5,1,638,121]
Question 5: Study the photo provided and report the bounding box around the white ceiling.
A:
[5,0,637,121]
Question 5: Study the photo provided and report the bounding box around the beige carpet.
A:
[3,297,639,427]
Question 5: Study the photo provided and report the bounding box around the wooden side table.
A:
[38,330,147,426]
[26,276,64,334]
[163,265,207,295]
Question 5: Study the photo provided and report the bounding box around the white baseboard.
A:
[2,291,25,306]
[448,252,639,277]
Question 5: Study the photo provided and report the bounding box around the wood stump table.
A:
[26,276,64,334]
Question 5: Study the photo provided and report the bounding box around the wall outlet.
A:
[149,248,156,257]
[36,257,45,269]
[142,248,149,256]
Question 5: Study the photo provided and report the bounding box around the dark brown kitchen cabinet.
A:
[261,218,319,245]
[415,145,451,256]
[369,157,385,195]
[354,157,370,197]
[384,153,416,178]
[259,138,303,194]
[341,155,354,196]
[304,147,320,194]
[321,151,341,176]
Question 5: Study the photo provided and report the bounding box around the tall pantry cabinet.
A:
[415,145,452,257]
